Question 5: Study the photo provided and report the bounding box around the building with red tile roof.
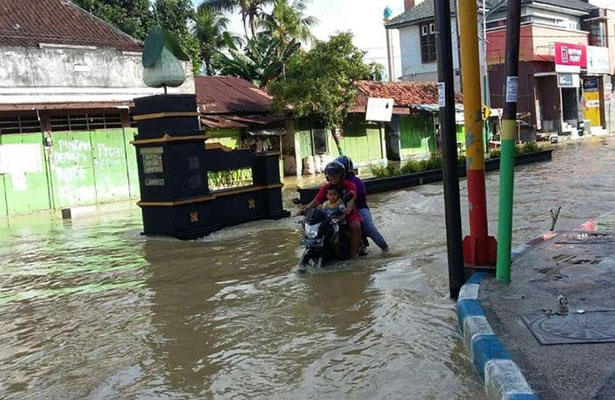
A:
[351,80,463,114]
[0,0,142,52]
[0,0,194,216]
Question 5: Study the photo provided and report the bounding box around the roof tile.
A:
[353,80,462,111]
[0,0,142,51]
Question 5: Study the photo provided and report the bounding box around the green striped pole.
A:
[496,0,522,283]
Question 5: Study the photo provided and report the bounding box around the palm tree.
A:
[200,0,272,38]
[259,0,317,58]
[193,5,243,75]
[215,33,300,86]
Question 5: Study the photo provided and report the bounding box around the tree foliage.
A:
[201,0,272,38]
[215,33,300,86]
[259,0,317,56]
[212,0,315,85]
[152,0,201,74]
[269,33,370,133]
[72,0,153,40]
[368,62,385,82]
[193,5,243,75]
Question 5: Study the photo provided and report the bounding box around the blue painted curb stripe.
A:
[506,394,540,400]
[457,299,485,332]
[459,274,538,399]
[467,272,489,284]
[472,334,511,380]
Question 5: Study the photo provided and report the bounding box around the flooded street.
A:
[1,137,614,399]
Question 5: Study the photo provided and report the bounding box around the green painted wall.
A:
[326,115,384,163]
[91,129,130,203]
[2,133,52,214]
[295,120,314,160]
[50,131,97,208]
[207,128,240,149]
[124,128,140,198]
[0,176,6,216]
[0,128,140,216]
[400,115,435,157]
[457,125,466,153]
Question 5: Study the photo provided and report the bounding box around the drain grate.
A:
[523,310,615,345]
[556,232,615,245]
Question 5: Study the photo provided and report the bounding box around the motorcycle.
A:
[295,193,366,273]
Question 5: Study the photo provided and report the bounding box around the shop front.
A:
[582,46,611,133]
[555,42,586,135]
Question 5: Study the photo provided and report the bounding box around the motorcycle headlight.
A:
[305,223,321,239]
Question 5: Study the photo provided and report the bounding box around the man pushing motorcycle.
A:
[299,161,363,258]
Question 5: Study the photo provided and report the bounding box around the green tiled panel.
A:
[2,133,52,215]
[124,128,140,198]
[90,129,130,203]
[50,131,97,208]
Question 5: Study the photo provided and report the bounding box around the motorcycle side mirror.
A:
[291,198,302,205]
[343,193,353,203]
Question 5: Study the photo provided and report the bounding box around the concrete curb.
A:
[457,272,539,400]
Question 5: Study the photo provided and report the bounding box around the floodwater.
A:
[1,137,614,399]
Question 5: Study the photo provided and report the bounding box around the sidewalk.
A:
[477,228,615,400]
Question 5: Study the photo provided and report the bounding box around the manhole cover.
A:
[523,311,615,345]
[557,232,615,245]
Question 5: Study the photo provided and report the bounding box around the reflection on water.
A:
[1,137,614,399]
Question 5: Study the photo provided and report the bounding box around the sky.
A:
[193,0,406,70]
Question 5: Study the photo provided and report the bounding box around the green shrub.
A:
[425,156,443,170]
[370,164,399,178]
[400,159,423,174]
[519,142,540,154]
[372,153,471,177]
[490,142,540,159]
[489,149,501,158]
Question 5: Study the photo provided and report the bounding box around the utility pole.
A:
[496,0,522,283]
[458,0,497,266]
[435,0,464,298]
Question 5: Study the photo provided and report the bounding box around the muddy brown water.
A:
[1,137,614,399]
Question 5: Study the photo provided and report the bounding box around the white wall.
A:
[489,5,585,30]
[396,16,485,91]
[0,46,195,105]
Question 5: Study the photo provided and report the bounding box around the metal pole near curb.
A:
[458,0,497,267]
[435,0,464,298]
[496,0,522,283]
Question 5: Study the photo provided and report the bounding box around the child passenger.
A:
[320,185,345,218]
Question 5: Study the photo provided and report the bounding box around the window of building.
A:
[589,21,607,47]
[50,112,122,131]
[0,114,41,134]
[420,22,437,63]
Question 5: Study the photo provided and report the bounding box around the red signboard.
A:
[554,42,587,70]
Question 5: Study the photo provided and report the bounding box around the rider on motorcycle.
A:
[300,160,363,258]
[336,155,389,252]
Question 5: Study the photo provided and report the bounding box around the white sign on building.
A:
[365,98,394,122]
[587,46,610,75]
